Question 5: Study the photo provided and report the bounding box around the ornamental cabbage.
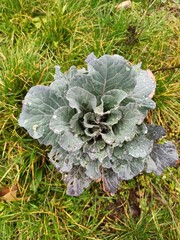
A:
[18,53,178,196]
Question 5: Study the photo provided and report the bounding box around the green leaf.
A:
[101,104,145,146]
[83,112,97,128]
[70,54,136,104]
[18,86,66,146]
[59,131,84,152]
[49,106,75,134]
[30,168,43,193]
[112,157,145,180]
[132,66,156,98]
[70,112,84,135]
[102,109,122,126]
[49,147,74,172]
[66,86,97,112]
[126,135,153,158]
[85,160,101,179]
[128,67,156,110]
[101,89,127,111]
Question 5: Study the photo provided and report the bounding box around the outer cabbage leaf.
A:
[38,128,62,146]
[70,54,137,104]
[51,65,86,97]
[50,66,69,96]
[54,65,85,82]
[63,166,91,196]
[146,124,166,140]
[18,86,66,146]
[143,155,158,173]
[148,142,178,175]
[102,169,121,195]
[85,52,97,64]
[48,147,74,172]
[126,135,153,158]
[85,160,101,179]
[58,131,84,152]
[112,157,145,180]
[129,66,156,110]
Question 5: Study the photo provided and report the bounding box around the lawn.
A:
[0,0,180,239]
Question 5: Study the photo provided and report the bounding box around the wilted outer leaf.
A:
[149,142,178,175]
[102,169,121,195]
[49,147,74,172]
[63,166,91,196]
[146,124,166,140]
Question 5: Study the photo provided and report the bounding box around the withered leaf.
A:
[0,185,27,202]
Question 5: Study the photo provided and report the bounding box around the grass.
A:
[0,0,180,239]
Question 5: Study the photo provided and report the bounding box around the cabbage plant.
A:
[18,53,178,196]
